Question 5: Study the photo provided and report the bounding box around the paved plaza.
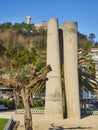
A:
[1,110,98,130]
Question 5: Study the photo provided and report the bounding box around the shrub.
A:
[33,100,44,107]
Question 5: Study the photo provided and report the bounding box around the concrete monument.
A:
[45,19,80,119]
[62,22,80,119]
[45,18,63,119]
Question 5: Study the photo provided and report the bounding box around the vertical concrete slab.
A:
[45,18,63,119]
[62,22,80,119]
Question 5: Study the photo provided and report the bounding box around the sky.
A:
[0,0,98,42]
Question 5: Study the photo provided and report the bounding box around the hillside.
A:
[0,22,47,70]
[0,22,97,71]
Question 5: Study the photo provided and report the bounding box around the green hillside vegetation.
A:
[78,32,97,52]
[0,22,47,71]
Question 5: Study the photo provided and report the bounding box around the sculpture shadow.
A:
[81,114,92,119]
[49,124,92,130]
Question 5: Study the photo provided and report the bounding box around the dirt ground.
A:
[1,110,98,130]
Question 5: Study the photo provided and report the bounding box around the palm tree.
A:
[78,49,97,92]
[89,33,96,44]
[78,49,98,112]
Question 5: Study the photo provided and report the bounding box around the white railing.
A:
[0,115,12,119]
[81,110,98,115]
[16,109,44,114]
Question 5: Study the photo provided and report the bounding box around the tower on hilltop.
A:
[26,16,31,24]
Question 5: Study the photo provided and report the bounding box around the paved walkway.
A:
[1,110,98,130]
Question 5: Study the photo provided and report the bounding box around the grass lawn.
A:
[0,118,9,130]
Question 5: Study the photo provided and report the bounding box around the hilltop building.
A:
[35,21,48,30]
[26,16,48,29]
[26,16,31,24]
